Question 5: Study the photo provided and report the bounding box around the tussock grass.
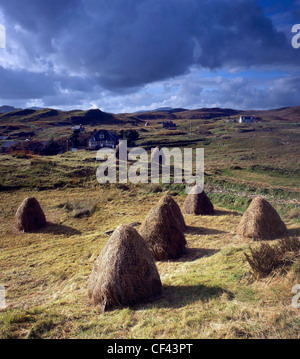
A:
[245,238,300,279]
[57,200,98,218]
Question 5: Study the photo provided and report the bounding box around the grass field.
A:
[0,116,299,339]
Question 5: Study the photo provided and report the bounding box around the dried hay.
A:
[237,197,287,241]
[16,197,47,232]
[158,195,187,232]
[139,197,187,261]
[245,237,300,278]
[88,225,162,311]
[151,146,166,165]
[115,142,127,161]
[183,186,215,215]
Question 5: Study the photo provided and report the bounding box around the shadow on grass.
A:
[37,222,82,236]
[288,228,300,237]
[186,226,228,236]
[174,248,219,263]
[140,285,234,310]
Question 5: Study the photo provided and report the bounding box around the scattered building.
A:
[88,130,119,150]
[162,121,177,130]
[71,124,85,132]
[145,122,151,127]
[225,118,237,123]
[239,116,255,124]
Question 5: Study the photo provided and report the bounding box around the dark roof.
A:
[163,121,177,127]
[90,130,118,142]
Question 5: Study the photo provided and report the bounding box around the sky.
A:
[0,0,299,113]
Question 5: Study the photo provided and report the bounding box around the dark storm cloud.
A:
[0,65,100,101]
[0,0,297,92]
[0,67,56,99]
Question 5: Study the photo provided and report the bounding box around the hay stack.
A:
[88,225,162,310]
[183,186,215,215]
[139,198,187,261]
[151,146,166,165]
[16,197,47,232]
[159,195,186,232]
[115,142,127,161]
[237,197,287,241]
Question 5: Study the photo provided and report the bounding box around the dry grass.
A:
[0,186,299,339]
[245,237,300,279]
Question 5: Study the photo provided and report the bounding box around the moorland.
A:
[0,105,299,339]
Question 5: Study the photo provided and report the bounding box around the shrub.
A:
[9,141,44,156]
[119,130,140,146]
[59,200,98,218]
[245,237,300,279]
[42,139,62,156]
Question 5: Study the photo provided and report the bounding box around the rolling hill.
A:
[0,105,299,142]
[0,105,22,114]
[120,106,300,122]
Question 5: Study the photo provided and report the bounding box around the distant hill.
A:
[124,107,242,121]
[250,106,300,122]
[175,108,241,120]
[1,105,299,124]
[124,106,300,122]
[0,105,299,143]
[0,106,22,114]
[0,107,124,127]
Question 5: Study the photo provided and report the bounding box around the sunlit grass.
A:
[0,184,299,339]
[0,119,299,338]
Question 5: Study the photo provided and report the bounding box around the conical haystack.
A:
[115,142,127,161]
[159,195,187,232]
[139,198,187,261]
[237,197,287,241]
[151,146,166,165]
[16,197,47,232]
[184,186,215,215]
[88,225,162,311]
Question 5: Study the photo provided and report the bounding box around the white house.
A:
[239,116,255,124]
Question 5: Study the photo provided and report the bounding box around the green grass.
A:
[0,116,299,339]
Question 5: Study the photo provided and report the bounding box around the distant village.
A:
[0,114,257,155]
[0,125,143,155]
[0,127,121,154]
